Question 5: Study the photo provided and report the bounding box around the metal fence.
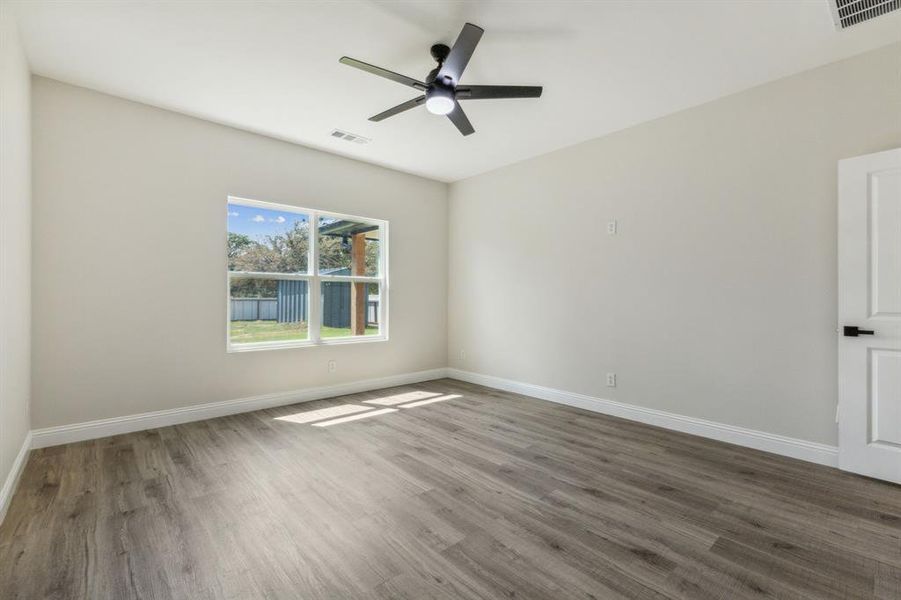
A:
[231,288,378,327]
[230,298,278,321]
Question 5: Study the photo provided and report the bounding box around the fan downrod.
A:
[427,44,451,85]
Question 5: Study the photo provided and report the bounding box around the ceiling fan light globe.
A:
[426,95,455,115]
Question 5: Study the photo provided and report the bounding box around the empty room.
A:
[1,1,900,598]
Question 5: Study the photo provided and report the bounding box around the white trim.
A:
[228,195,386,227]
[25,368,840,469]
[446,369,839,467]
[228,195,312,216]
[378,219,389,341]
[226,334,387,353]
[319,334,386,346]
[229,271,312,281]
[315,275,381,283]
[0,432,32,525]
[227,338,317,353]
[309,212,321,343]
[31,369,447,449]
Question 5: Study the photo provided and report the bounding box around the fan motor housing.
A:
[426,84,454,101]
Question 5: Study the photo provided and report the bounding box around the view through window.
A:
[227,197,386,350]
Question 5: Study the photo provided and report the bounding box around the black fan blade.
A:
[456,85,543,100]
[339,57,427,91]
[447,102,475,136]
[369,96,426,122]
[437,23,484,84]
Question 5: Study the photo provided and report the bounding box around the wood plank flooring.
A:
[1,378,899,599]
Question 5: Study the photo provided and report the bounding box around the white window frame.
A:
[226,196,389,352]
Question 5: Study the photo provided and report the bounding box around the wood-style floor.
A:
[1,379,899,599]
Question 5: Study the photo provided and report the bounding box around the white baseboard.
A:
[446,368,838,468]
[27,366,839,469]
[31,368,449,449]
[0,431,33,525]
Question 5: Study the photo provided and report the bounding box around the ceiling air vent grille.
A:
[829,0,900,29]
[330,129,371,144]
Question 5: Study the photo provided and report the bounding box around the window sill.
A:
[227,335,388,353]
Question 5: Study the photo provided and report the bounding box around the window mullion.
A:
[316,276,380,283]
[379,221,388,338]
[226,271,233,346]
[309,211,321,343]
[228,271,311,281]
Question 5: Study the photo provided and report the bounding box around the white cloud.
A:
[252,215,265,223]
[270,216,286,224]
[227,211,239,217]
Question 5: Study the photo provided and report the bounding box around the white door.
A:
[838,148,901,484]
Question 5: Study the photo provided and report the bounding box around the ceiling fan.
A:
[339,23,542,136]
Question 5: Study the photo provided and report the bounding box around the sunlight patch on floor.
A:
[312,407,398,427]
[273,390,462,428]
[398,394,461,408]
[363,390,443,406]
[275,404,373,424]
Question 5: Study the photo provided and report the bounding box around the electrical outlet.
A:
[606,373,616,387]
[328,360,337,373]
[607,219,617,235]
[460,349,466,360]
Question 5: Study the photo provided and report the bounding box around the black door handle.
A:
[844,326,875,337]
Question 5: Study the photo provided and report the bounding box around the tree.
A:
[228,232,253,266]
[229,221,380,298]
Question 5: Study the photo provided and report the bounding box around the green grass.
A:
[229,320,378,344]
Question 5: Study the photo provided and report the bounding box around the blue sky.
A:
[227,202,307,241]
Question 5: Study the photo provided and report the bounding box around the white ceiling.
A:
[9,1,901,182]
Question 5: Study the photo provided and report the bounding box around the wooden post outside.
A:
[350,232,367,335]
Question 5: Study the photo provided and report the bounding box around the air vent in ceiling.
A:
[330,129,371,144]
[829,0,900,29]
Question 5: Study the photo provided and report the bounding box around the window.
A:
[227,197,387,351]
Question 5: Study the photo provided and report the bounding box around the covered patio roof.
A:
[319,220,379,239]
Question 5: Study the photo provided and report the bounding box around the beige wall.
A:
[31,77,447,429]
[26,43,901,446]
[0,10,32,495]
[448,43,901,446]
